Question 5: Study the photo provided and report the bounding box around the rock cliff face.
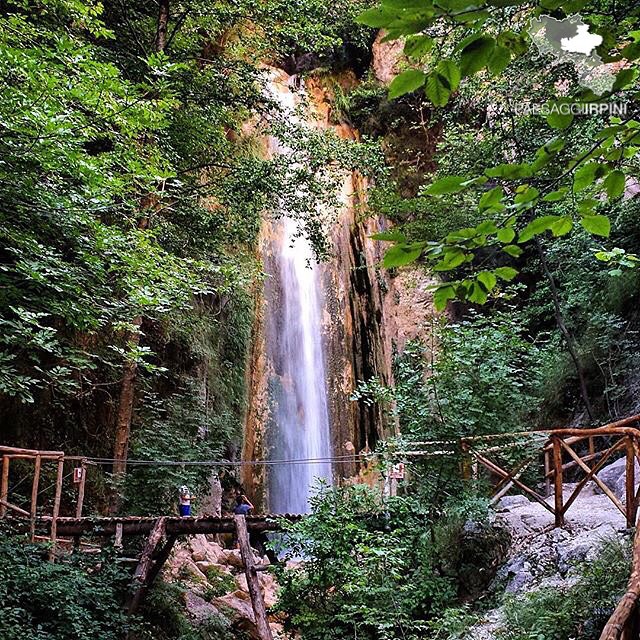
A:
[242,69,438,506]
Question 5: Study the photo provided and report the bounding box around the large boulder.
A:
[595,456,640,502]
[184,591,221,622]
[188,535,226,564]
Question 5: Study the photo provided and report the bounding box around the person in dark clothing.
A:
[233,494,254,515]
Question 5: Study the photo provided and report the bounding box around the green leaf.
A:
[434,247,467,270]
[573,162,600,192]
[546,103,574,129]
[425,61,461,106]
[477,271,497,291]
[613,68,637,91]
[357,7,398,27]
[460,36,495,76]
[382,0,430,7]
[479,186,504,211]
[424,175,468,195]
[467,282,488,304]
[433,285,456,311]
[580,215,611,237]
[488,45,511,75]
[388,69,427,99]
[485,163,532,179]
[437,59,461,91]
[383,244,424,268]
[514,186,539,204]
[404,35,434,58]
[603,170,625,200]
[549,215,573,236]
[425,73,451,106]
[519,215,560,242]
[497,227,516,243]
[502,244,523,257]
[542,188,568,202]
[494,266,518,281]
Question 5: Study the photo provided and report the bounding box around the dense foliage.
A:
[359,0,639,311]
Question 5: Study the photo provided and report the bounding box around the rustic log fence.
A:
[4,416,640,636]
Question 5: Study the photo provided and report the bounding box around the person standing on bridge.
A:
[233,494,254,516]
[179,485,193,517]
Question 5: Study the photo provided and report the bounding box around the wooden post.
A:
[234,514,273,640]
[0,456,9,518]
[115,523,123,550]
[30,454,41,542]
[127,517,167,614]
[49,456,64,561]
[544,449,551,497]
[627,436,637,528]
[75,460,87,519]
[552,437,564,527]
[460,441,472,481]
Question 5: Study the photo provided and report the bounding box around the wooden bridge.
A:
[4,414,640,639]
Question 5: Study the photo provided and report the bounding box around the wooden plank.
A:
[0,499,29,516]
[49,456,64,561]
[552,437,564,527]
[127,517,167,614]
[234,514,273,640]
[115,523,123,549]
[30,454,41,542]
[474,453,555,514]
[0,456,9,518]
[560,439,626,518]
[30,515,299,538]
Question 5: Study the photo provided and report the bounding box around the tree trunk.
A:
[110,317,142,513]
[155,0,170,52]
[536,241,594,421]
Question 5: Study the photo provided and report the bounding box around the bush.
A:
[500,536,632,640]
[0,535,136,640]
[273,483,470,640]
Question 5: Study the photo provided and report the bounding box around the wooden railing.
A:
[462,414,640,639]
[4,417,640,636]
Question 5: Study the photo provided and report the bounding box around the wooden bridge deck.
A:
[20,513,303,537]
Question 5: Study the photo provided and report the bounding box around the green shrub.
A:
[500,536,632,640]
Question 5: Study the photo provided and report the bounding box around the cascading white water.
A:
[264,75,333,514]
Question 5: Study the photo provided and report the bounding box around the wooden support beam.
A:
[561,439,626,517]
[627,437,637,528]
[234,514,273,640]
[560,439,626,518]
[146,534,177,586]
[544,449,551,497]
[30,454,41,542]
[0,456,9,518]
[0,499,29,516]
[474,452,555,514]
[49,456,64,561]
[127,517,167,615]
[552,437,564,528]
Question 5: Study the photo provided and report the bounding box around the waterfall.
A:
[263,74,333,514]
